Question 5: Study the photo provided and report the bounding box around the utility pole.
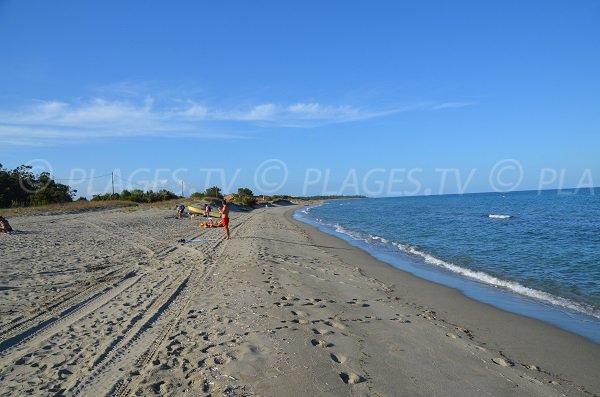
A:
[111,171,115,196]
[181,181,184,197]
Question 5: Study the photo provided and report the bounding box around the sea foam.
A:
[360,227,598,320]
[488,214,512,219]
[376,237,600,320]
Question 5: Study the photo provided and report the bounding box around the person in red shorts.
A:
[219,200,230,240]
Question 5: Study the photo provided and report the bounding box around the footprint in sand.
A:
[329,353,347,364]
[470,344,486,352]
[310,339,334,348]
[291,318,310,325]
[324,320,346,330]
[339,372,366,384]
[312,328,334,336]
[492,357,514,367]
[274,301,293,307]
[213,355,226,365]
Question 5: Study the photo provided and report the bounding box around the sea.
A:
[294,188,600,343]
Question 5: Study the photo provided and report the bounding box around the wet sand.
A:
[0,204,598,396]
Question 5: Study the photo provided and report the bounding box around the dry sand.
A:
[0,204,598,396]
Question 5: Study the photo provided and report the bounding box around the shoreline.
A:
[285,206,600,393]
[293,200,600,343]
[1,204,599,396]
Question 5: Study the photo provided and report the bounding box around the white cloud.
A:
[178,103,209,118]
[431,101,475,110]
[0,94,474,145]
[240,103,277,120]
[288,102,320,113]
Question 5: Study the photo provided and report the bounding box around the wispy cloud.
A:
[431,101,475,110]
[0,97,233,145]
[0,95,474,145]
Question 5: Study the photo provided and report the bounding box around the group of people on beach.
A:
[200,200,230,239]
[175,200,230,240]
[199,218,222,228]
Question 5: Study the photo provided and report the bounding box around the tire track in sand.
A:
[107,210,262,397]
[67,214,245,396]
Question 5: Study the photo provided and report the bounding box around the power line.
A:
[113,175,185,191]
[53,172,114,182]
[52,172,191,193]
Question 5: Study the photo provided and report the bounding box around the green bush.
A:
[238,187,253,197]
[91,188,178,203]
[0,164,75,207]
[241,196,257,206]
[204,186,223,198]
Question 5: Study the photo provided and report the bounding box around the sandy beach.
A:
[1,204,598,397]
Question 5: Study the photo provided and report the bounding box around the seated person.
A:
[175,204,185,219]
[199,218,223,228]
[0,216,13,234]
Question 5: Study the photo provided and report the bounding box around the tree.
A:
[204,186,222,198]
[155,189,178,202]
[120,189,132,200]
[0,164,74,207]
[190,192,204,199]
[90,188,178,203]
[237,187,254,197]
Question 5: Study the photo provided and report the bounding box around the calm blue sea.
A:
[294,188,600,343]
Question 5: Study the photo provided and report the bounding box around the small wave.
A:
[299,203,325,216]
[488,214,512,219]
[389,242,599,319]
[295,212,598,319]
[369,234,389,244]
[333,224,362,239]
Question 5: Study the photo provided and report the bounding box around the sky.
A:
[1,0,599,197]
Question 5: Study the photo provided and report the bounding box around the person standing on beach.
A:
[219,200,230,240]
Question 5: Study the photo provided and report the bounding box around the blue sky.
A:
[1,1,599,197]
